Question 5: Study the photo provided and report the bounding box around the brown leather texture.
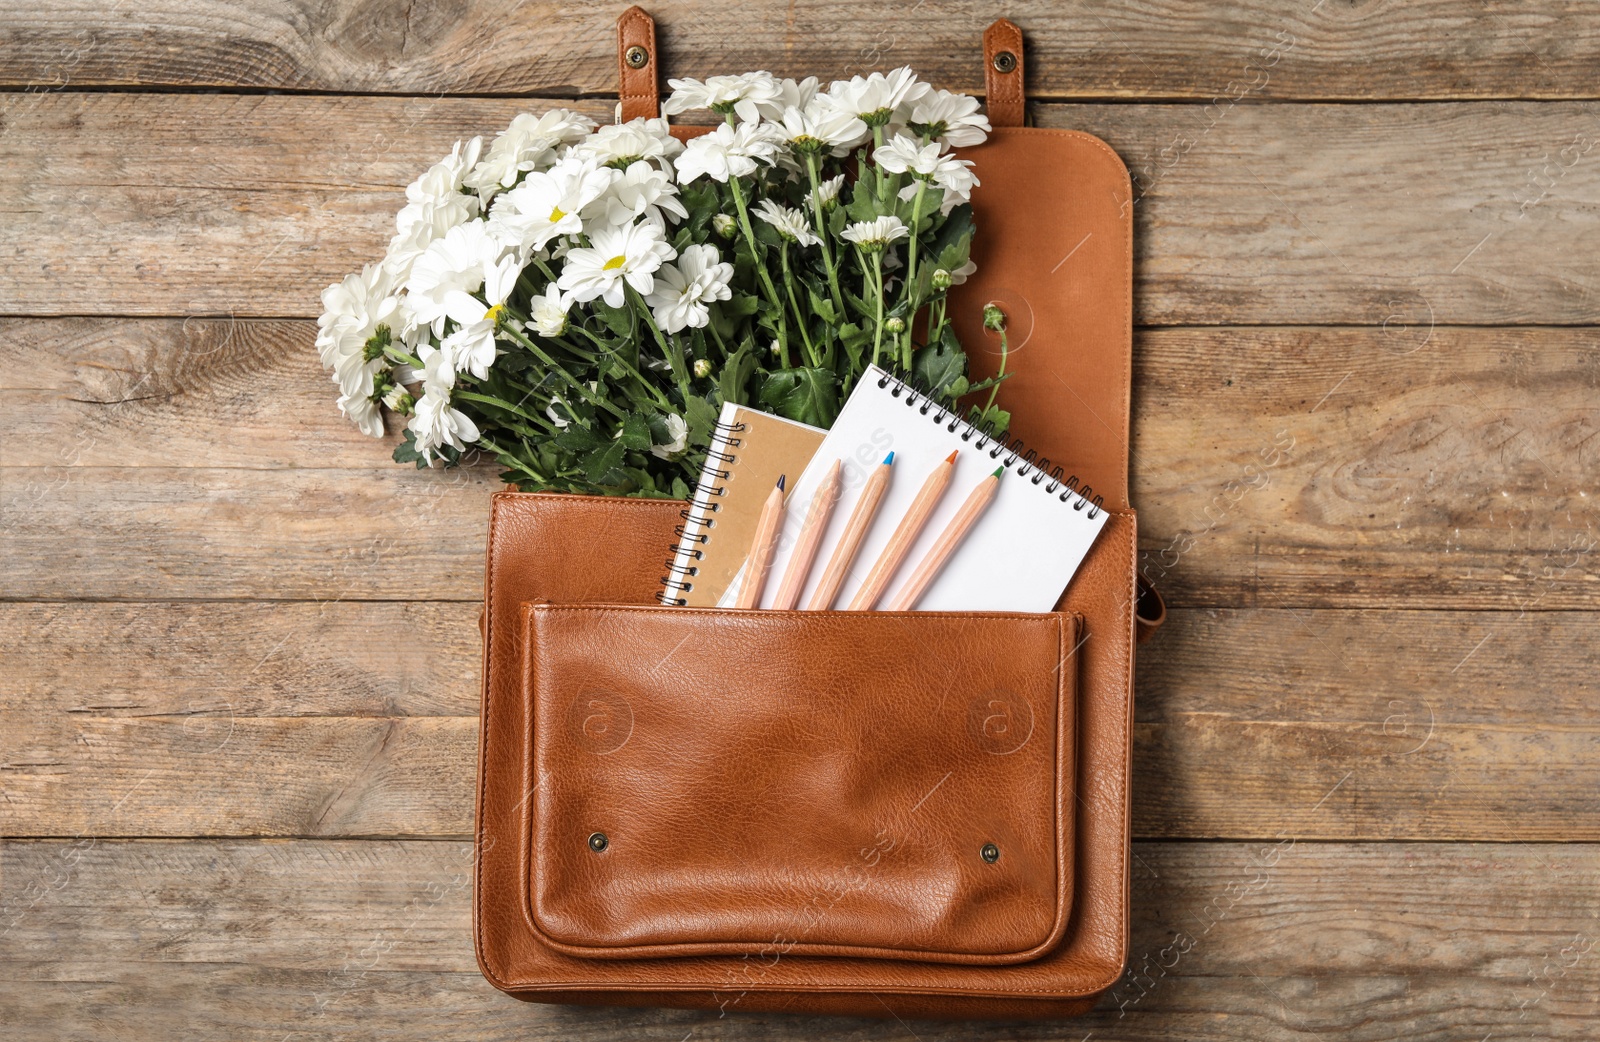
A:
[616,6,660,121]
[473,39,1139,1019]
[521,604,1077,965]
[982,19,1026,128]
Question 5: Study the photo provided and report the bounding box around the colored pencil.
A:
[884,466,1004,611]
[771,459,843,610]
[846,450,958,611]
[734,474,788,609]
[806,451,895,610]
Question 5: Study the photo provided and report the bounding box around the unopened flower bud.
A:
[983,304,1008,331]
[931,268,953,291]
[713,213,737,237]
[693,357,713,379]
[884,316,906,334]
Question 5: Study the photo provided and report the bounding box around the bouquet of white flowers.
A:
[316,67,1009,498]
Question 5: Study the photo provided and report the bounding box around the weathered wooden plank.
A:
[1,601,482,717]
[6,322,1595,607]
[3,0,1599,101]
[4,605,1597,839]
[1,839,1595,1039]
[3,93,1598,323]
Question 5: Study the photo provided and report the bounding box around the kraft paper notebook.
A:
[716,366,1109,613]
[659,402,826,606]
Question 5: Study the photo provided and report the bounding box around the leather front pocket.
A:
[518,604,1077,966]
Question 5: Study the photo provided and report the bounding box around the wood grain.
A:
[6,321,1594,608]
[4,93,1598,323]
[3,0,1600,101]
[4,604,1596,840]
[1,838,1595,1038]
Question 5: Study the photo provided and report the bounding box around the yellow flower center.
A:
[483,304,505,324]
[549,205,566,222]
[602,255,628,271]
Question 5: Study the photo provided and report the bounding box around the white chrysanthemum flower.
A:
[663,71,784,124]
[489,155,616,254]
[408,346,481,461]
[841,215,910,249]
[528,283,571,338]
[650,412,690,459]
[823,67,930,125]
[439,253,521,380]
[317,262,400,414]
[811,173,845,208]
[874,135,946,177]
[774,99,868,156]
[558,220,678,307]
[464,110,596,199]
[395,138,482,239]
[946,259,978,286]
[572,117,683,168]
[673,121,784,183]
[600,160,688,228]
[759,76,820,120]
[753,198,819,246]
[336,388,385,438]
[907,89,991,148]
[879,136,979,213]
[645,243,733,333]
[404,221,506,336]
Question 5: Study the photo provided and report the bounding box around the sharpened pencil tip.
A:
[992,465,1005,478]
[944,450,959,464]
[777,474,786,491]
[883,451,895,465]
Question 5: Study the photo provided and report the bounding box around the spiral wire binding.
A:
[872,367,1103,518]
[658,419,748,605]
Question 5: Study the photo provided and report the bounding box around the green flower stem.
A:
[561,322,673,409]
[705,314,731,359]
[898,178,929,366]
[804,153,847,313]
[868,250,886,369]
[452,388,561,435]
[984,326,1010,415]
[382,346,423,369]
[726,175,790,362]
[778,244,820,368]
[475,431,561,487]
[498,325,627,420]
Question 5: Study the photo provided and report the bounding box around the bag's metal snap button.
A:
[588,832,609,852]
[624,45,649,69]
[980,843,1000,863]
[991,51,1017,74]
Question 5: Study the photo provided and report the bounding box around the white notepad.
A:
[717,365,1110,612]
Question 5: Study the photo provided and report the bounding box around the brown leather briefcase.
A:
[472,9,1163,1018]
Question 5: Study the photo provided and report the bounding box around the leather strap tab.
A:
[983,19,1026,128]
[1134,574,1166,645]
[616,6,660,122]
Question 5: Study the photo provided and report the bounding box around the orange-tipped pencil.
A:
[847,450,958,610]
[884,465,1004,610]
[735,474,788,609]
[806,451,895,610]
[771,459,843,609]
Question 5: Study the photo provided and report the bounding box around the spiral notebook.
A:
[660,402,826,606]
[716,366,1109,613]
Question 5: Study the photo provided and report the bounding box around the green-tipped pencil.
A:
[883,464,1004,611]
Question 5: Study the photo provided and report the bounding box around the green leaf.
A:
[581,437,628,484]
[718,339,758,406]
[593,299,634,338]
[912,324,969,400]
[757,366,839,427]
[618,412,653,451]
[723,293,761,318]
[392,428,425,468]
[553,423,606,452]
[684,394,720,449]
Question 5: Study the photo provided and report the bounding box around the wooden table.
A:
[3,2,1598,1037]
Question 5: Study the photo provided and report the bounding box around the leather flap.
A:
[519,603,1077,965]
